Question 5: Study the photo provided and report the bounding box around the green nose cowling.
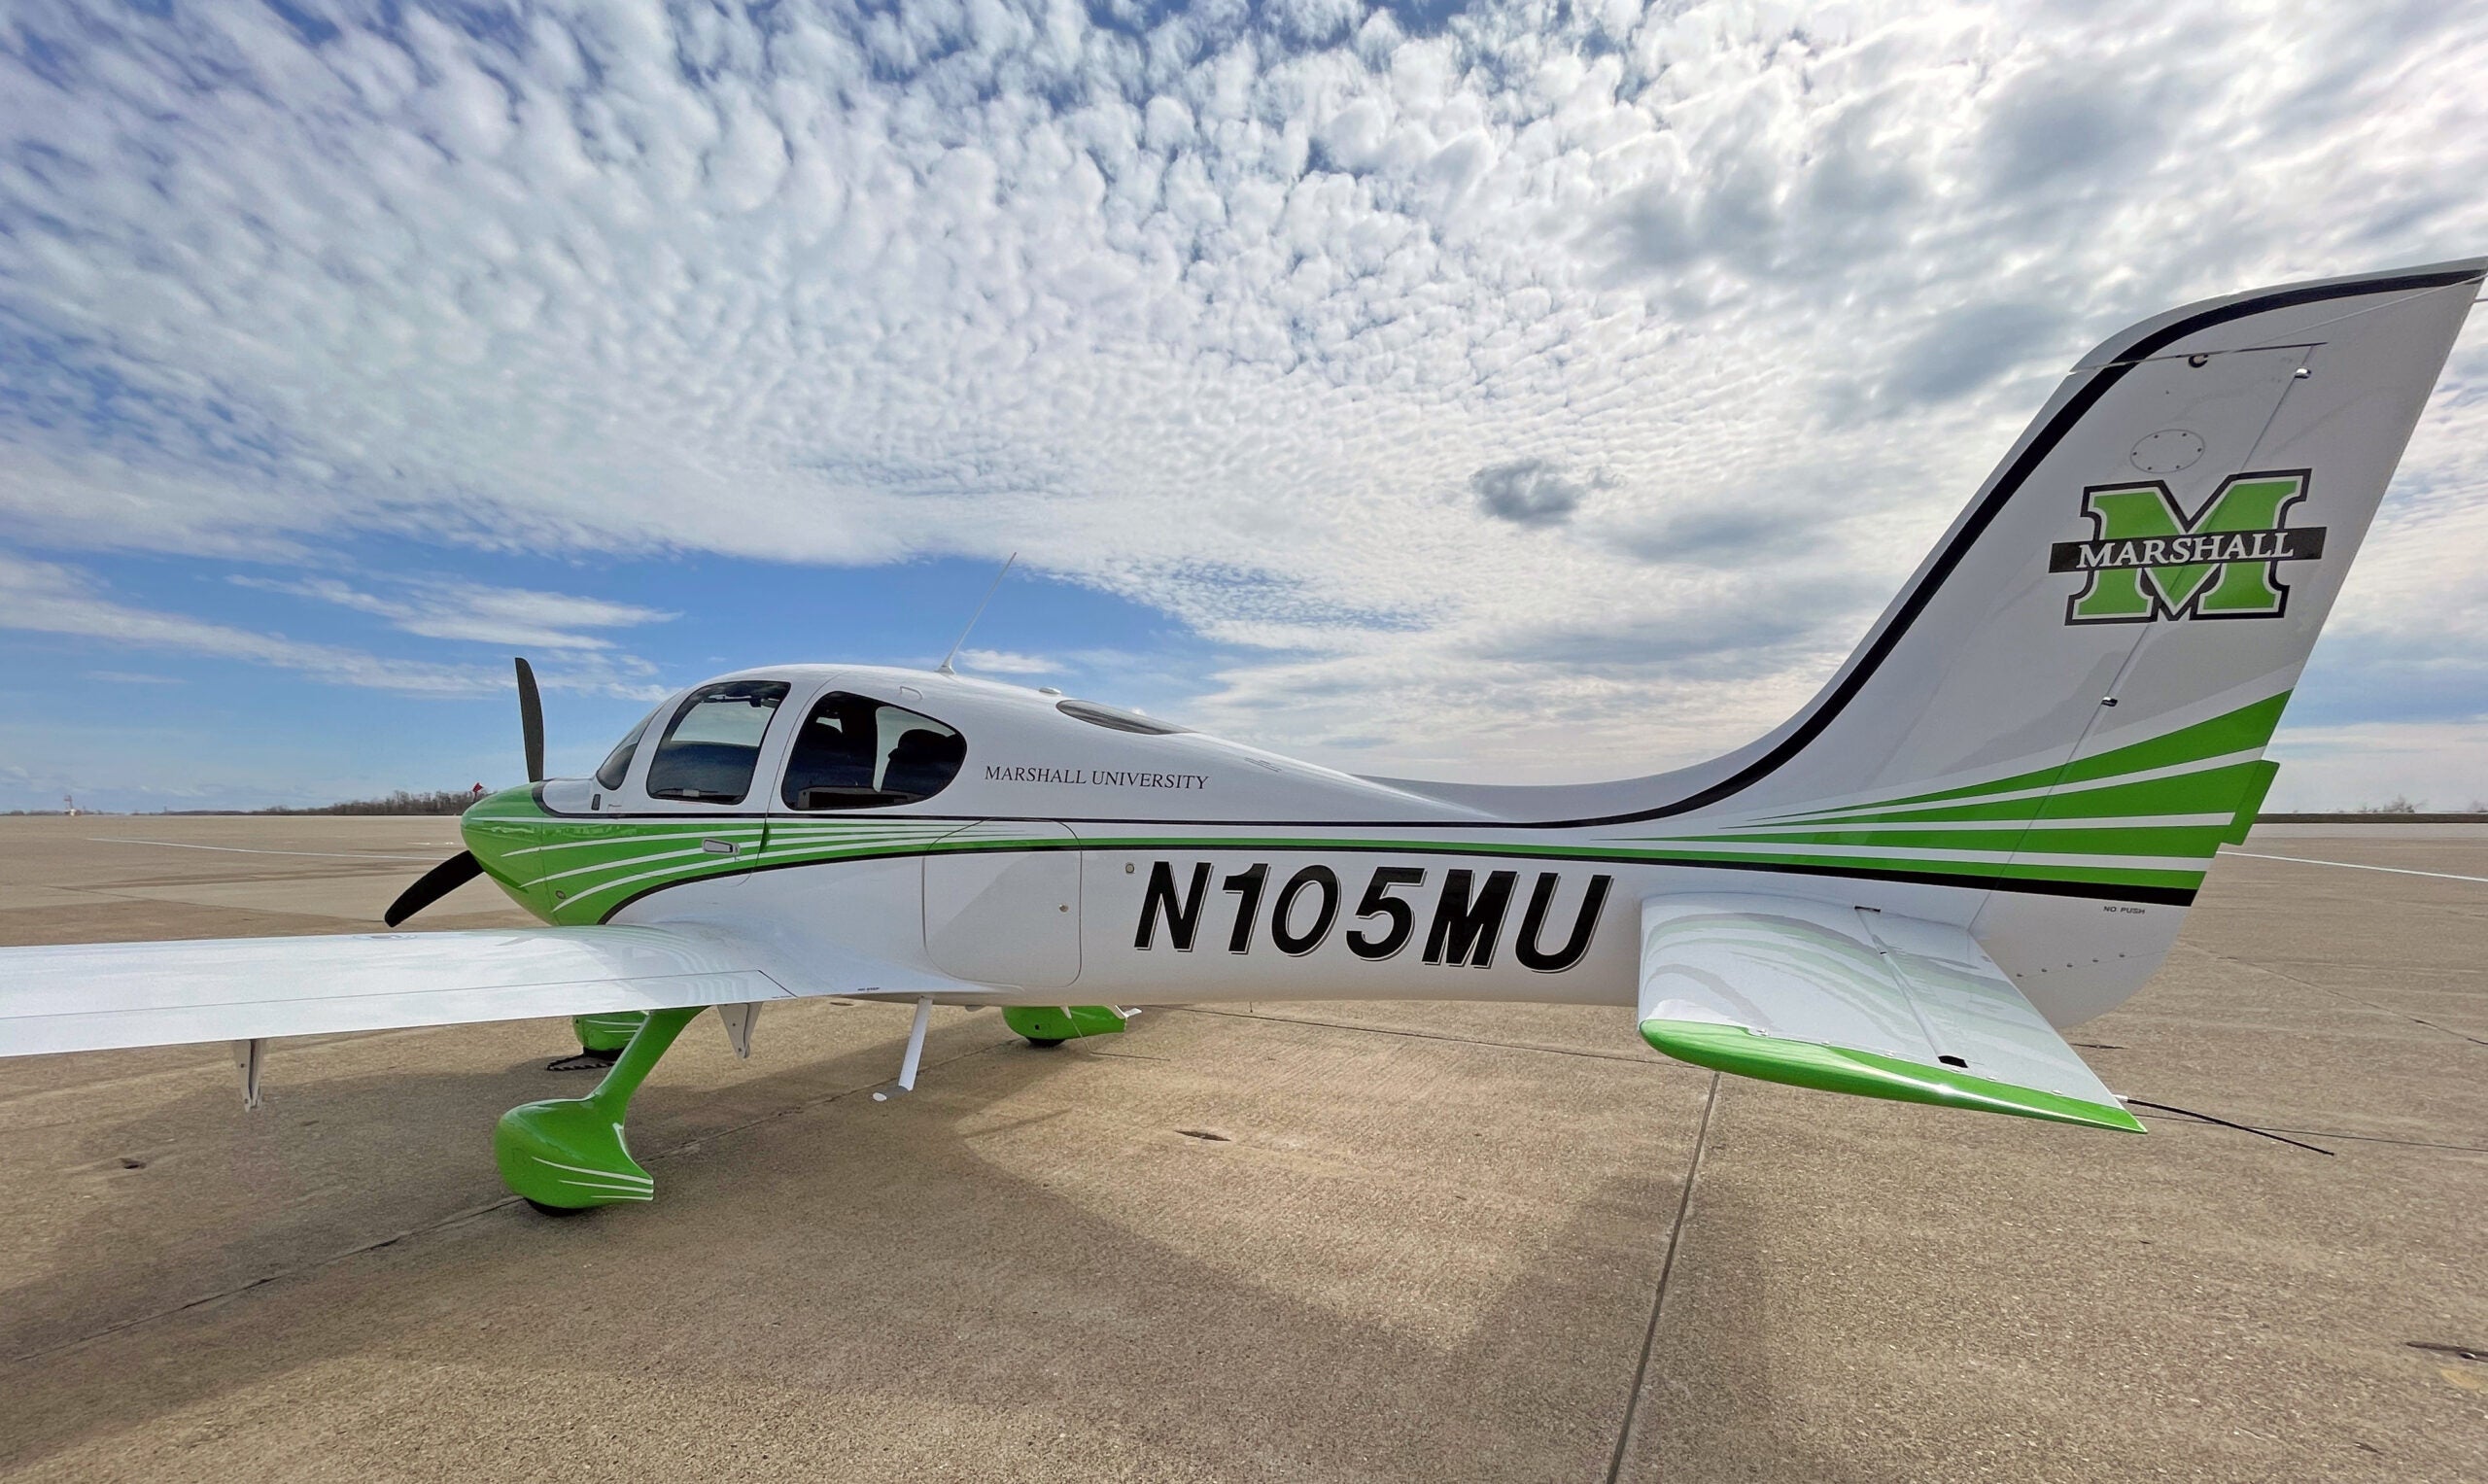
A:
[461,784,556,920]
[496,1007,701,1210]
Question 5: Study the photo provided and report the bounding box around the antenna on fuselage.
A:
[937,551,1018,676]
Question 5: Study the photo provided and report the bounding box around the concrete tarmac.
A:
[0,816,2480,1481]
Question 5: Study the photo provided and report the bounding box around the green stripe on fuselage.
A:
[462,788,2216,929]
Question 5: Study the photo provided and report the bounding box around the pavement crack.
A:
[4,1038,1009,1366]
[2129,1114,2486,1155]
[1605,1071,1719,1484]
[4,1194,523,1367]
[2180,944,2488,1048]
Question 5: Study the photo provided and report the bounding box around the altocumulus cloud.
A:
[1470,459,1599,528]
[0,0,2485,795]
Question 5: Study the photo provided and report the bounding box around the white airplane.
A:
[4,260,2479,1213]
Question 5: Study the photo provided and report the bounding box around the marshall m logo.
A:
[2053,469,2325,624]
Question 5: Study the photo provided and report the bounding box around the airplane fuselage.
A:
[462,664,2185,1025]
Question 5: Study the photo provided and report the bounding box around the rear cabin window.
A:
[781,692,966,810]
[595,708,657,790]
[643,681,790,804]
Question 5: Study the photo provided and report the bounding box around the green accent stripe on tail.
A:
[1644,822,2236,858]
[1763,693,2293,822]
[1751,761,2277,829]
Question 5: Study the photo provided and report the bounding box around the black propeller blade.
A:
[383,655,544,926]
[384,849,484,927]
[516,656,545,784]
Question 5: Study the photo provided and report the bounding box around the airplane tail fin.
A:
[1606,260,2481,925]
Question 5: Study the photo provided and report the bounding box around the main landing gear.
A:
[1002,1005,1131,1048]
[546,1011,647,1072]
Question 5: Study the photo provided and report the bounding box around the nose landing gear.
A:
[497,1006,699,1212]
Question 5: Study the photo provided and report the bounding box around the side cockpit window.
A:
[782,692,965,810]
[644,680,790,804]
[595,708,657,791]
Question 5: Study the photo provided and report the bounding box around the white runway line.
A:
[88,838,443,862]
[2218,847,2488,885]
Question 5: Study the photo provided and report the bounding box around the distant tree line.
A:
[256,788,485,815]
[150,787,489,816]
[2342,796,2488,815]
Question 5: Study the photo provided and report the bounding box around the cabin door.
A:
[922,822,1082,988]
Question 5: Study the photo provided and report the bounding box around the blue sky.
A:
[0,547,1216,808]
[3,0,2486,811]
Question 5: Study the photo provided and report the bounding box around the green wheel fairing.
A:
[1638,1018,2145,1132]
[496,1006,701,1209]
[572,1012,647,1054]
[1002,1005,1128,1043]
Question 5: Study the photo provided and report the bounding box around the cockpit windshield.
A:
[781,692,965,810]
[644,680,790,804]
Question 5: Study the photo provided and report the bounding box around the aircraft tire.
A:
[1022,1037,1065,1049]
[524,1197,594,1218]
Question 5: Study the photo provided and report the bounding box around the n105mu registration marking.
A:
[1132,861,1612,972]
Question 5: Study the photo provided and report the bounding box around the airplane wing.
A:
[1635,894,2141,1132]
[0,924,973,1057]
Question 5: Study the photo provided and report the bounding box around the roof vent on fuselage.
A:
[1055,699,1191,736]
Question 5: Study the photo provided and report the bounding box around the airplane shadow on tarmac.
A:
[0,1008,1847,1481]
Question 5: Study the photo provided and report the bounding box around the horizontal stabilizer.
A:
[1637,895,2140,1131]
[0,925,968,1057]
